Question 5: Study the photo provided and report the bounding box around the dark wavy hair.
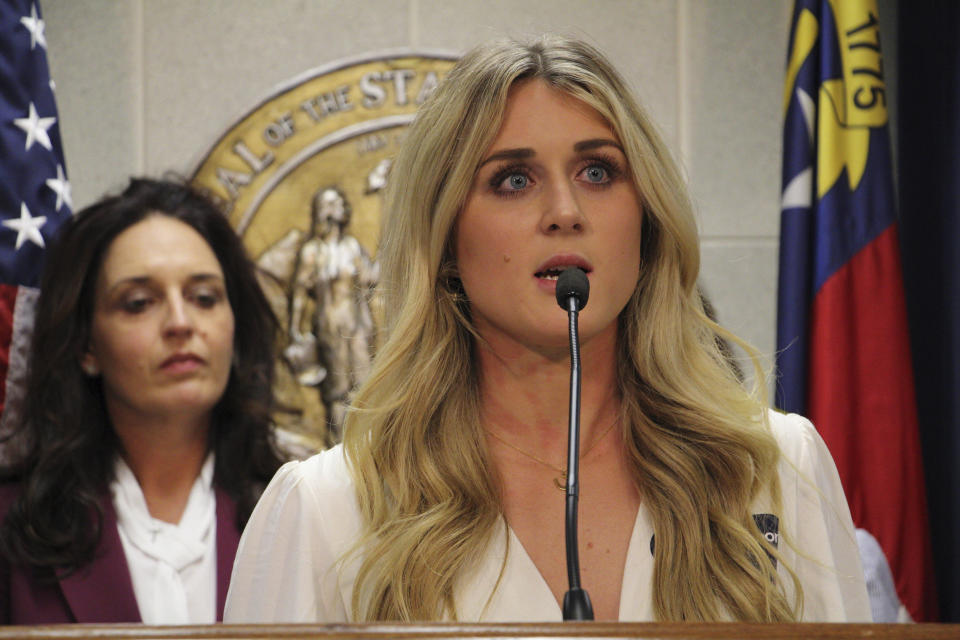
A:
[0,177,285,576]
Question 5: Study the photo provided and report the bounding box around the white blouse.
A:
[111,454,217,624]
[224,411,871,622]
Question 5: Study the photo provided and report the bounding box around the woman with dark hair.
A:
[0,177,286,624]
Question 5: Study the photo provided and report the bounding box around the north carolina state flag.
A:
[776,0,936,621]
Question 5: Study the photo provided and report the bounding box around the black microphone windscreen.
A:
[555,267,589,310]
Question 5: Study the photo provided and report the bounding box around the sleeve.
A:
[0,550,9,624]
[772,412,872,622]
[856,527,907,622]
[223,457,351,623]
[0,486,16,624]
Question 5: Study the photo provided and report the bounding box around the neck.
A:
[111,408,211,524]
[476,321,621,464]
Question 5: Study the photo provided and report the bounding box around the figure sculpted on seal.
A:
[285,186,378,438]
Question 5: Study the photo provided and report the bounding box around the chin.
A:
[155,391,222,416]
[523,330,572,354]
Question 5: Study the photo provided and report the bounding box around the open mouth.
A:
[535,265,588,281]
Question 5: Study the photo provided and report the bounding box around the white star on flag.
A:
[3,202,47,250]
[45,164,72,212]
[19,3,46,51]
[13,102,56,151]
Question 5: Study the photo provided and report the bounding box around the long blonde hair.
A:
[343,34,801,622]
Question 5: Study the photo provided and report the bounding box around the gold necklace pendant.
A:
[485,416,619,493]
[553,471,567,491]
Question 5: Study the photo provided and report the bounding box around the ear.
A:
[80,351,100,377]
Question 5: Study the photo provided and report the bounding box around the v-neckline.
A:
[456,505,654,621]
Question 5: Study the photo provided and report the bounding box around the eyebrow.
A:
[574,138,624,153]
[105,273,224,294]
[477,138,625,169]
[477,148,535,169]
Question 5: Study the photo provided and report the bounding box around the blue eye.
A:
[488,165,532,196]
[583,165,608,183]
[577,154,624,186]
[504,173,528,190]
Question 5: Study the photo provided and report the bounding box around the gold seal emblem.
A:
[192,52,457,450]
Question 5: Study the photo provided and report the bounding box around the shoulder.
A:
[765,409,820,455]
[0,481,23,540]
[0,482,20,566]
[0,482,20,513]
[226,445,359,622]
[762,410,871,621]
[250,445,357,528]
[274,444,354,496]
[233,443,361,555]
[764,409,844,498]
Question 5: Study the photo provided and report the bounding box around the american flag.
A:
[0,0,71,424]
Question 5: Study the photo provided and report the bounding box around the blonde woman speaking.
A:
[225,35,870,624]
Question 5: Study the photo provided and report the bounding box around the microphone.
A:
[555,267,594,621]
[555,266,589,310]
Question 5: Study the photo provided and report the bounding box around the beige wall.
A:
[43,0,798,390]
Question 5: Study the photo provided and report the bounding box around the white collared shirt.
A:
[224,411,871,622]
[111,453,217,624]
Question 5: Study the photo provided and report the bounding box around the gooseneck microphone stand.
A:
[555,268,594,621]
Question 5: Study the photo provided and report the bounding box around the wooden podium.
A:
[1,623,959,639]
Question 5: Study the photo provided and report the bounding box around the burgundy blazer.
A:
[0,484,241,624]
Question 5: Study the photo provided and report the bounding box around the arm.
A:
[224,448,358,623]
[356,244,379,290]
[0,551,9,624]
[0,486,15,624]
[288,242,319,343]
[769,411,872,622]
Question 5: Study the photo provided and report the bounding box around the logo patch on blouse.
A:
[753,513,780,568]
[753,513,780,547]
[649,513,780,565]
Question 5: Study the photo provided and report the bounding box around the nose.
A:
[539,179,585,234]
[163,295,195,338]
